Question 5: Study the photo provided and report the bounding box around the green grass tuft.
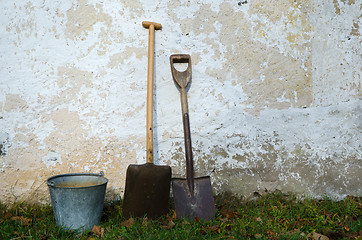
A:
[0,192,361,239]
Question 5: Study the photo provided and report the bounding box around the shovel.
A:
[122,21,171,219]
[170,54,215,221]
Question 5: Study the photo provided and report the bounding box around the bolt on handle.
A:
[48,181,55,187]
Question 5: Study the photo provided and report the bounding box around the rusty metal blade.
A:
[172,176,215,221]
[123,163,171,219]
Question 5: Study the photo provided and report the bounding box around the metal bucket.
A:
[47,172,108,231]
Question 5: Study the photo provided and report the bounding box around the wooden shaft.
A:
[180,87,189,115]
[146,24,154,164]
[180,87,193,197]
[183,113,194,197]
[144,21,161,164]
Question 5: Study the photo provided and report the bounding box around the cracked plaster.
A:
[0,0,361,203]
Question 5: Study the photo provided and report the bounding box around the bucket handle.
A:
[99,171,104,176]
[48,181,55,187]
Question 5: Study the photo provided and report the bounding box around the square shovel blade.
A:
[123,163,171,219]
[172,176,215,221]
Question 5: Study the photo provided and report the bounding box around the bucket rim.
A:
[47,172,108,189]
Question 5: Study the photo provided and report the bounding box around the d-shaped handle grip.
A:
[170,54,192,89]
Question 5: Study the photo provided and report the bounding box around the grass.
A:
[0,191,361,239]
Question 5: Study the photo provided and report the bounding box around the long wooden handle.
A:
[180,87,189,116]
[181,86,192,196]
[143,21,162,164]
[170,54,194,195]
[183,113,194,197]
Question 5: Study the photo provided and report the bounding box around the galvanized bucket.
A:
[47,172,108,231]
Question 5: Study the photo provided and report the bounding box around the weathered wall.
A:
[0,0,361,203]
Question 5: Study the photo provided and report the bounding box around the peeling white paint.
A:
[42,151,62,167]
[0,0,361,203]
